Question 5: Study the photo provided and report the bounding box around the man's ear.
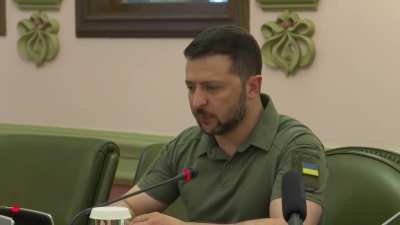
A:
[246,75,262,98]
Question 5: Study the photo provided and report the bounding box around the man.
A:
[118,25,327,225]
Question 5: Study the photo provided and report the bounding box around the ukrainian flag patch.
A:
[302,162,319,177]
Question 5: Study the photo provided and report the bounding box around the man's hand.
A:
[130,212,185,225]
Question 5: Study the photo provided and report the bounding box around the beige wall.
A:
[1,1,399,150]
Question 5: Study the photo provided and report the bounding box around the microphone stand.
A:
[69,169,197,225]
[382,211,400,225]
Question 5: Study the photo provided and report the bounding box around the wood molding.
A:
[75,0,249,38]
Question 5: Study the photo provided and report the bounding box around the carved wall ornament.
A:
[17,11,60,67]
[261,11,315,76]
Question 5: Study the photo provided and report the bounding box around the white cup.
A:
[90,207,131,225]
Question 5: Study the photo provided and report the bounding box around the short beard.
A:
[195,89,247,135]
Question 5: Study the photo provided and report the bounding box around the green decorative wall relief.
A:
[17,12,60,67]
[261,11,315,76]
[14,0,62,10]
[256,0,319,11]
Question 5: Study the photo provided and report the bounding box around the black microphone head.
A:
[282,170,307,222]
[189,168,199,178]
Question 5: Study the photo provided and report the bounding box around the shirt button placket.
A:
[220,161,231,187]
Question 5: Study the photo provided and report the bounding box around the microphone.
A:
[282,170,307,225]
[0,215,14,225]
[69,168,198,225]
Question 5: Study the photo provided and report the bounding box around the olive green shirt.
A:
[138,94,327,223]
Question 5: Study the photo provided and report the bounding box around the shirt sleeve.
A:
[270,133,328,207]
[137,140,180,205]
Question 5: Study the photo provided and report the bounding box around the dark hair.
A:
[183,25,262,80]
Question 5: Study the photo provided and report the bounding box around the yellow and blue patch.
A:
[302,162,319,177]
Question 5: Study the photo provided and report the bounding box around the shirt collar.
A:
[196,94,279,158]
[196,133,226,159]
[237,94,279,153]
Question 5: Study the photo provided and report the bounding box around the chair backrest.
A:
[0,134,120,225]
[133,143,164,185]
[322,147,400,225]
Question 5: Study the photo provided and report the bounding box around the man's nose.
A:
[191,89,208,108]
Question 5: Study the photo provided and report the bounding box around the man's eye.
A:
[186,85,195,92]
[206,85,219,91]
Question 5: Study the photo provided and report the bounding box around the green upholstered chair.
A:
[0,134,120,225]
[133,143,165,185]
[322,147,400,225]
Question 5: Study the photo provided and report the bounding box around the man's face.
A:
[185,55,247,135]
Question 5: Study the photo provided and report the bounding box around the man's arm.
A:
[129,198,322,225]
[115,185,168,216]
